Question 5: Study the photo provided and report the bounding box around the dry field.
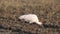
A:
[0,0,60,34]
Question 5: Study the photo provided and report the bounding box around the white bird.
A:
[19,14,42,25]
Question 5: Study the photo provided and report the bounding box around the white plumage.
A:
[19,14,42,25]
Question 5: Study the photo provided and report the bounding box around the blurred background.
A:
[0,0,60,34]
